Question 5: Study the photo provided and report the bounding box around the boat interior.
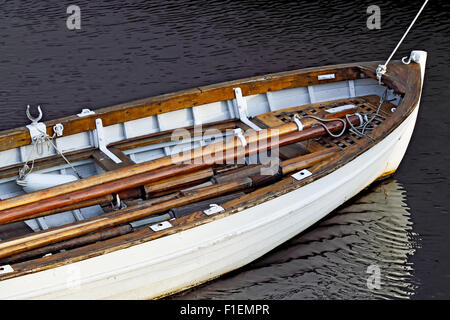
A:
[0,60,421,280]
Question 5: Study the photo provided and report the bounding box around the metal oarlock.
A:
[293,114,303,131]
[111,194,126,210]
[26,104,43,123]
[53,123,64,137]
[233,128,247,147]
[25,105,46,143]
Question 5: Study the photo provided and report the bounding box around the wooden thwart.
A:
[92,147,135,171]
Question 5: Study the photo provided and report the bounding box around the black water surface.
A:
[0,0,448,299]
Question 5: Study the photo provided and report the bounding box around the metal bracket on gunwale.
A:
[203,204,225,215]
[0,264,14,275]
[149,221,172,232]
[94,118,122,164]
[291,169,312,181]
[318,73,335,80]
[233,87,261,131]
[293,114,303,131]
[233,128,247,147]
[77,108,96,117]
[25,105,47,142]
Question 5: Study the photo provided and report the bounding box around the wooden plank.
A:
[19,195,115,223]
[0,225,133,265]
[169,192,245,218]
[0,147,95,180]
[144,168,214,197]
[0,221,32,241]
[92,147,135,171]
[212,164,263,184]
[112,119,238,151]
[280,146,340,175]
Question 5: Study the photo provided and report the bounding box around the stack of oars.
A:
[0,113,362,262]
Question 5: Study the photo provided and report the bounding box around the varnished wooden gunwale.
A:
[0,64,365,152]
[0,60,421,281]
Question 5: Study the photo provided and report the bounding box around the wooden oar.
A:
[6,168,215,224]
[213,147,340,183]
[0,224,133,265]
[280,147,340,175]
[0,115,326,212]
[0,142,341,260]
[0,178,253,259]
[143,167,214,198]
[0,122,298,212]
[0,115,362,225]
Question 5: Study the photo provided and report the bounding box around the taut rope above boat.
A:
[376,0,429,84]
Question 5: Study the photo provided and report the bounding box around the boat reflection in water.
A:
[171,178,419,300]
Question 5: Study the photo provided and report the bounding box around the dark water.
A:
[0,0,449,299]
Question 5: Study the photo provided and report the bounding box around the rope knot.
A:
[376,64,387,85]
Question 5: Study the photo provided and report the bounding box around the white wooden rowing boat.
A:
[0,50,426,299]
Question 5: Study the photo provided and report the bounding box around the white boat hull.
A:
[0,100,420,300]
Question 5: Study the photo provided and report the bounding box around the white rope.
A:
[302,115,347,138]
[42,132,83,179]
[376,0,429,84]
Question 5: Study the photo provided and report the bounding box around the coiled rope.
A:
[296,88,389,142]
[302,115,347,138]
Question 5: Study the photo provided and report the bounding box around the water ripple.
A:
[170,179,419,300]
